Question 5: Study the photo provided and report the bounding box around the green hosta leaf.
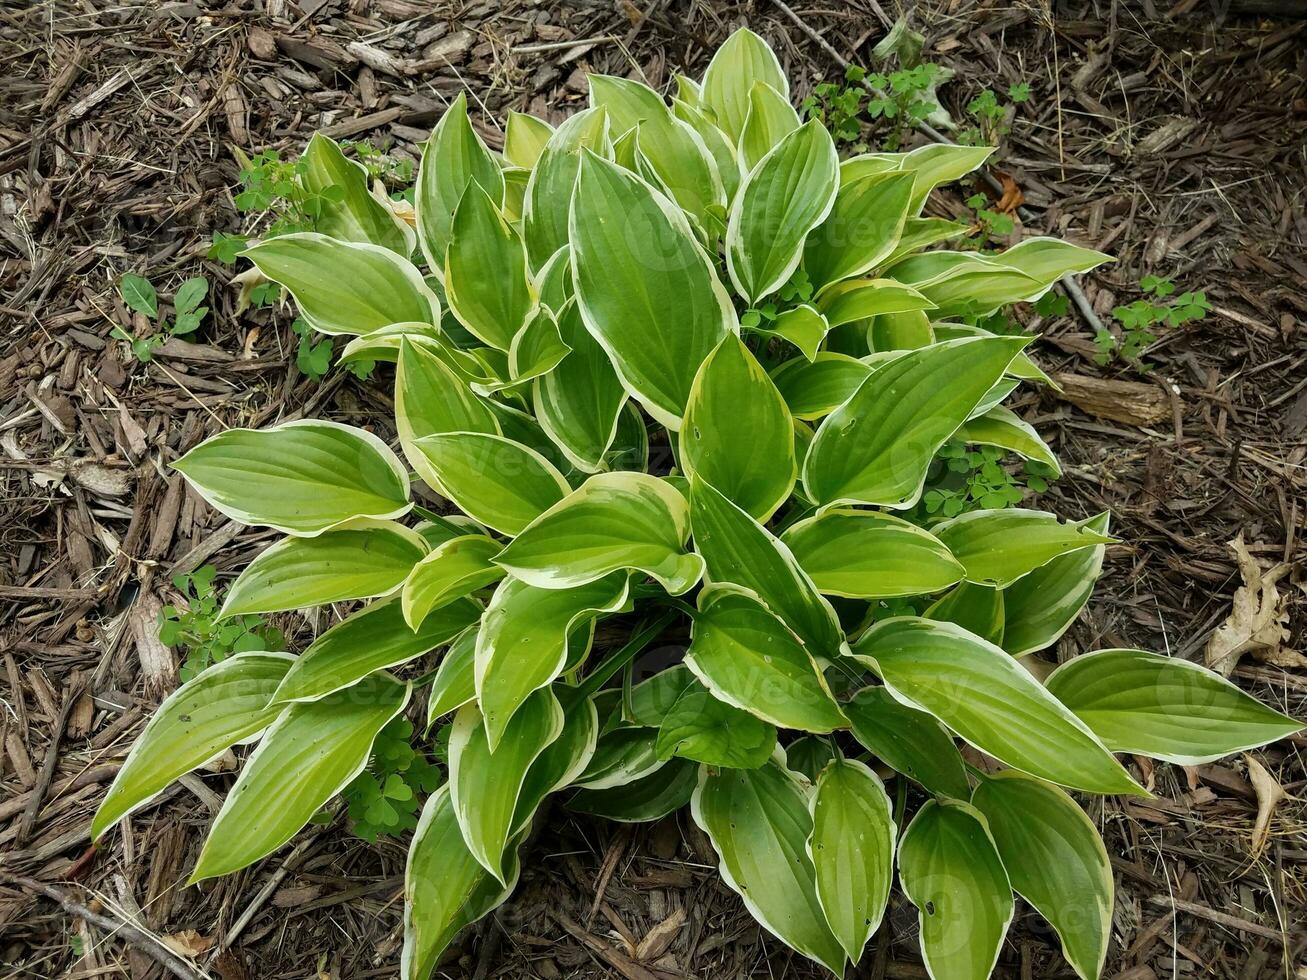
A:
[92,653,294,841]
[501,167,529,223]
[534,298,628,473]
[784,736,837,783]
[241,233,438,336]
[396,339,500,492]
[534,245,573,313]
[626,664,696,727]
[844,686,970,799]
[838,153,899,184]
[738,81,800,172]
[925,582,1005,647]
[804,172,914,292]
[817,278,935,328]
[681,333,795,520]
[511,686,600,832]
[589,73,724,223]
[727,121,838,304]
[273,597,480,704]
[852,618,1145,796]
[701,27,788,143]
[525,107,611,268]
[808,759,895,963]
[672,96,741,203]
[803,336,1029,508]
[476,572,631,749]
[173,420,411,536]
[956,405,1062,476]
[995,237,1113,284]
[569,757,698,822]
[971,772,1112,980]
[508,306,570,383]
[881,216,971,267]
[894,143,996,213]
[340,321,441,366]
[426,626,478,724]
[933,508,1114,589]
[301,133,413,254]
[968,377,1020,420]
[770,352,872,421]
[570,151,734,428]
[1046,649,1303,765]
[688,588,846,733]
[868,309,934,353]
[932,322,1058,388]
[494,472,702,593]
[888,252,1041,319]
[402,535,504,630]
[690,476,843,658]
[449,688,564,882]
[412,432,570,536]
[691,759,846,974]
[749,304,827,361]
[655,680,777,768]
[416,92,504,278]
[898,799,1014,980]
[782,509,963,599]
[190,672,410,882]
[575,727,665,790]
[221,522,427,618]
[1001,513,1108,656]
[504,110,554,169]
[444,181,537,350]
[402,784,516,980]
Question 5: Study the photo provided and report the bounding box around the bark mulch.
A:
[2,1,1305,978]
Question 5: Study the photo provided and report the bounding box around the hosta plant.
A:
[95,29,1301,980]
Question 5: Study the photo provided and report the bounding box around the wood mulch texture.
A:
[2,1,1305,978]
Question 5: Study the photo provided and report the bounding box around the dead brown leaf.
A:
[1204,535,1294,676]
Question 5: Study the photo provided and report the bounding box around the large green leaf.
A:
[575,727,665,790]
[726,120,838,304]
[770,352,872,420]
[888,252,1042,319]
[190,672,410,881]
[655,681,776,768]
[804,172,914,292]
[173,420,411,536]
[494,472,702,594]
[221,522,426,618]
[956,405,1062,476]
[401,784,515,980]
[273,597,479,704]
[689,476,844,658]
[897,799,1014,980]
[402,535,504,630]
[994,236,1113,284]
[803,336,1028,508]
[843,686,970,799]
[817,278,935,328]
[569,757,698,822]
[241,234,438,336]
[444,181,537,350]
[894,143,996,212]
[749,303,828,361]
[971,772,1112,980]
[738,80,800,172]
[504,110,554,169]
[589,73,723,223]
[569,151,734,428]
[92,653,293,841]
[782,508,963,599]
[511,686,600,833]
[411,432,569,536]
[852,618,1145,796]
[680,333,795,520]
[300,133,413,254]
[475,572,630,749]
[688,588,846,733]
[701,27,788,143]
[691,759,846,974]
[933,508,1114,589]
[881,216,971,267]
[1046,648,1303,765]
[449,688,563,882]
[426,626,478,724]
[626,664,697,727]
[534,298,629,472]
[415,92,504,278]
[672,96,741,203]
[925,581,1005,647]
[808,758,895,963]
[1001,513,1108,656]
[525,107,611,267]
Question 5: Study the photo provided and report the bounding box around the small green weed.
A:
[342,718,443,842]
[158,565,285,681]
[1096,275,1211,367]
[801,63,943,152]
[958,82,1031,146]
[965,192,1015,242]
[915,442,1057,520]
[113,273,210,362]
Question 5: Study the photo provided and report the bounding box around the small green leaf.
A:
[1001,513,1108,656]
[655,680,777,768]
[804,172,914,291]
[701,27,789,143]
[173,276,209,316]
[444,181,537,350]
[402,535,504,630]
[933,508,1114,588]
[844,686,970,799]
[119,273,157,318]
[569,757,698,822]
[301,133,413,254]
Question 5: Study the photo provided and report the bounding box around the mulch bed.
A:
[2,1,1305,977]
